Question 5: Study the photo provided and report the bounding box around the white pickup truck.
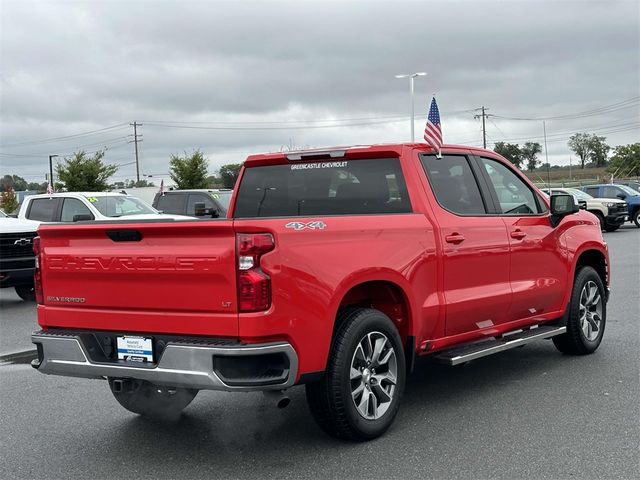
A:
[543,187,628,232]
[0,210,39,300]
[18,192,191,223]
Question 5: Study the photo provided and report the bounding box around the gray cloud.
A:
[1,0,638,183]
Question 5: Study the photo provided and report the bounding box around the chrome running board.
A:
[433,326,566,366]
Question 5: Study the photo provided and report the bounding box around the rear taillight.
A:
[237,233,275,312]
[33,236,43,304]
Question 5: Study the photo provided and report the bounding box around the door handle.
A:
[445,233,465,244]
[510,229,527,239]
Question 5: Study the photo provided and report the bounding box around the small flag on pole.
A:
[424,97,443,156]
[159,179,165,196]
[46,183,53,194]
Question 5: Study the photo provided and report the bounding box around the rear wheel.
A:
[14,285,35,302]
[108,378,198,419]
[604,224,619,232]
[553,266,606,355]
[306,308,406,441]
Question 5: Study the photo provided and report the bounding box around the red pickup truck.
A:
[31,144,609,441]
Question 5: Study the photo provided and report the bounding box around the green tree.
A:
[568,133,591,169]
[218,164,242,189]
[494,142,524,169]
[521,142,542,171]
[0,174,28,192]
[27,181,48,192]
[0,186,19,213]
[607,143,640,177]
[588,135,610,167]
[169,149,209,189]
[56,150,118,191]
[568,133,610,169]
[123,179,155,188]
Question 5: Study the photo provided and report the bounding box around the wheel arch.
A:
[327,271,416,371]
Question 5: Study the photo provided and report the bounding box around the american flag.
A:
[423,97,443,154]
[159,179,165,196]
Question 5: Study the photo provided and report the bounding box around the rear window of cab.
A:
[233,158,411,218]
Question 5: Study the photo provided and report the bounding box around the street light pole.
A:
[48,154,58,192]
[395,72,427,142]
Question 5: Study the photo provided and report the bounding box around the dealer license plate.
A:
[116,336,153,363]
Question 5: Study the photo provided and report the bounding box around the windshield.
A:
[563,188,592,200]
[618,185,639,196]
[84,195,159,217]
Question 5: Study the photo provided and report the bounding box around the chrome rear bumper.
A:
[31,330,298,392]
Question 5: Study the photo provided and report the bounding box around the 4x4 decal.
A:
[285,221,327,231]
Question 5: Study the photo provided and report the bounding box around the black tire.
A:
[305,308,406,441]
[633,209,640,228]
[553,266,606,355]
[14,284,35,302]
[108,378,198,419]
[593,211,606,231]
[604,224,619,232]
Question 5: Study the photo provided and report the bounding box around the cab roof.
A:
[244,143,493,166]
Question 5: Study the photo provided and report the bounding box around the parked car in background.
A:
[580,184,640,227]
[18,192,192,222]
[152,189,232,218]
[0,210,39,301]
[542,187,628,231]
[615,180,640,193]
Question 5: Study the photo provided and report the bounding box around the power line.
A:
[0,123,129,148]
[492,96,639,121]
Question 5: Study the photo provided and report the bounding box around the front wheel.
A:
[306,308,406,441]
[108,378,198,419]
[633,210,640,228]
[553,266,606,355]
[14,285,35,302]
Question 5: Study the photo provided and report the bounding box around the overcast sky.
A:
[1,0,638,185]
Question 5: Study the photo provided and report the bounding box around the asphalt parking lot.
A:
[1,225,638,479]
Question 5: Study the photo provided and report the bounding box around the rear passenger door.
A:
[476,156,567,321]
[420,154,512,337]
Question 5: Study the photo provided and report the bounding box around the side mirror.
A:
[193,202,207,217]
[550,194,579,227]
[72,214,94,222]
[578,200,587,210]
[616,193,626,200]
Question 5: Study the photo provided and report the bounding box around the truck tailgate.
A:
[37,220,238,336]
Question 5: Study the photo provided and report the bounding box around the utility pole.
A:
[130,121,142,183]
[48,154,58,192]
[474,107,490,148]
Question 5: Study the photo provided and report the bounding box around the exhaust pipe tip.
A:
[263,390,291,409]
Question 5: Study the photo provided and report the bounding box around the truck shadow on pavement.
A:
[98,340,591,468]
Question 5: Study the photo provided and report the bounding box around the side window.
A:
[187,194,216,215]
[60,198,93,222]
[603,186,621,198]
[584,187,600,197]
[27,198,60,221]
[480,158,541,215]
[420,155,486,215]
[155,194,186,214]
